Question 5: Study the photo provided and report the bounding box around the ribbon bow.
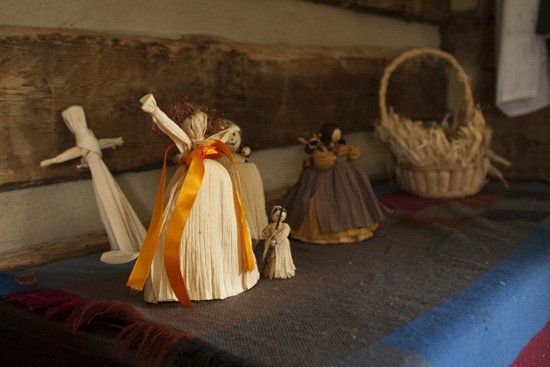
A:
[127,140,255,307]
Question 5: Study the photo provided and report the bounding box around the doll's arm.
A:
[241,146,251,159]
[140,94,192,153]
[346,145,361,161]
[99,137,124,150]
[40,146,83,167]
[273,223,291,242]
[261,224,273,240]
[171,152,184,165]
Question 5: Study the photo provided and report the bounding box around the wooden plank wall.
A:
[0,27,448,189]
[307,0,451,23]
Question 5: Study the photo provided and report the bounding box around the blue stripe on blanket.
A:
[0,272,25,299]
[378,222,550,367]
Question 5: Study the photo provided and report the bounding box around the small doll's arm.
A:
[172,152,184,165]
[241,146,251,159]
[99,137,123,150]
[261,225,273,240]
[347,145,361,161]
[40,146,83,167]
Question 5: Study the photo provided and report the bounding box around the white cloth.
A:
[496,0,550,117]
[139,94,259,302]
[41,106,146,264]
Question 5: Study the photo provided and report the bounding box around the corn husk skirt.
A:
[234,159,268,242]
[144,159,259,302]
[282,161,385,244]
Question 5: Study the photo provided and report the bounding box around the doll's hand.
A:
[348,146,360,161]
[261,226,272,240]
[241,146,251,158]
[172,153,183,165]
[140,94,158,114]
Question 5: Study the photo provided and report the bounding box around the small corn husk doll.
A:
[41,106,146,264]
[283,123,385,244]
[220,120,268,244]
[127,94,259,306]
[261,206,295,279]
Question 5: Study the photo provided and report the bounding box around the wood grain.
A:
[0,27,447,189]
[0,231,108,270]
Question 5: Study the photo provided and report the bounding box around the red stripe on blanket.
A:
[510,319,550,367]
[451,190,506,209]
[399,214,470,228]
[380,191,434,212]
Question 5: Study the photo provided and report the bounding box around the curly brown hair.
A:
[161,98,226,137]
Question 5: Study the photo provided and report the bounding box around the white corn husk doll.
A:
[127,94,259,306]
[261,206,296,279]
[221,121,268,244]
[41,106,146,264]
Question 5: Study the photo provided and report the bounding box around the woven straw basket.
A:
[376,48,508,199]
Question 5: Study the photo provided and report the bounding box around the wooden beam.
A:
[0,27,447,189]
[305,0,451,24]
[0,232,108,270]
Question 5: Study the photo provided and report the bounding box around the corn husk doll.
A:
[282,123,385,244]
[261,206,296,279]
[41,106,146,264]
[127,94,259,306]
[219,120,268,244]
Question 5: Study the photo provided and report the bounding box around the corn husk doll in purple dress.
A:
[282,123,385,244]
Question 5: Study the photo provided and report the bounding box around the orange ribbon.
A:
[127,140,255,307]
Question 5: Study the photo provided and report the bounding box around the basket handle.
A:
[378,48,475,123]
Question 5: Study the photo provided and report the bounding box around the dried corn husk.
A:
[41,106,146,264]
[312,150,337,171]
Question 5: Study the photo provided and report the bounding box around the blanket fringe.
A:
[116,319,190,366]
[7,289,189,366]
[8,289,85,315]
[66,300,143,330]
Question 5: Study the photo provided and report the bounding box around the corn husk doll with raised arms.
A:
[218,120,268,244]
[127,94,259,306]
[41,106,146,264]
[261,206,296,279]
[283,123,385,244]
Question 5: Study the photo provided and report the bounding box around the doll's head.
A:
[304,133,322,153]
[318,123,345,145]
[218,119,242,152]
[165,98,221,141]
[271,205,287,222]
[182,111,208,141]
